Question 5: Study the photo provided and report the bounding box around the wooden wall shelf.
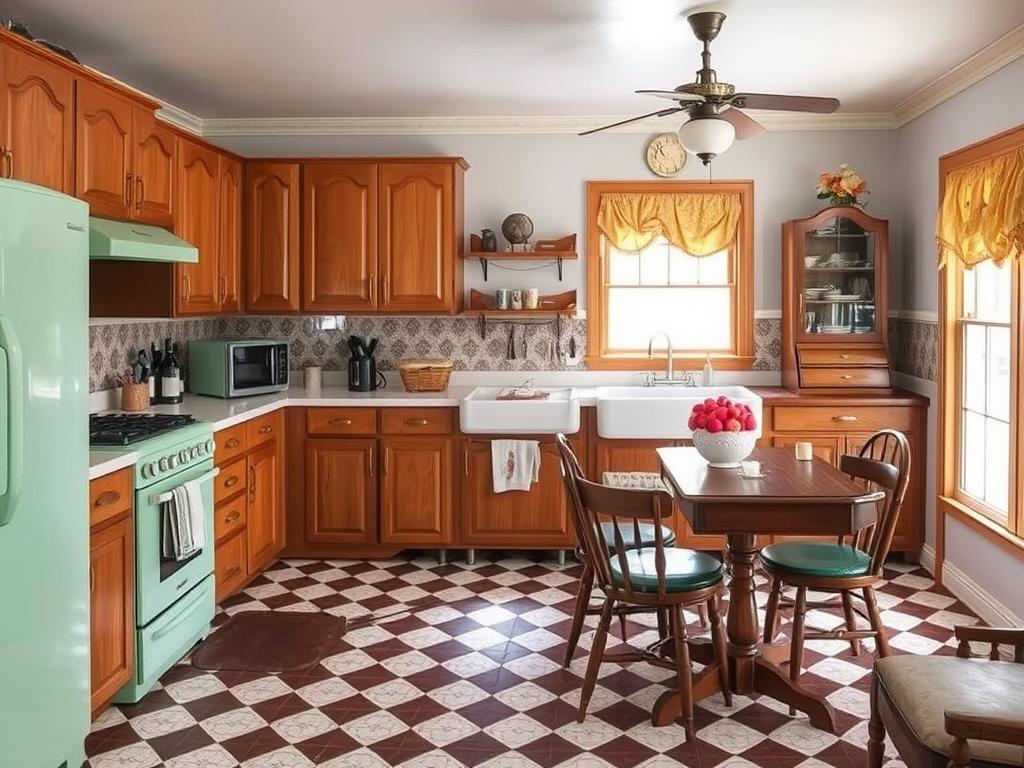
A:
[465,234,578,280]
[462,288,576,318]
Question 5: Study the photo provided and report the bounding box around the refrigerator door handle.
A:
[0,316,24,527]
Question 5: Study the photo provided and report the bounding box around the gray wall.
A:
[219,130,902,312]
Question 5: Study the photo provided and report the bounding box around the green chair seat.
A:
[610,547,724,593]
[760,541,871,578]
[598,522,676,551]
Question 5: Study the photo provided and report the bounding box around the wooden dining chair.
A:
[556,434,729,738]
[761,429,911,690]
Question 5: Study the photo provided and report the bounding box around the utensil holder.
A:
[120,382,149,412]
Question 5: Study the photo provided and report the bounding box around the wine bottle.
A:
[151,342,162,403]
[159,337,182,404]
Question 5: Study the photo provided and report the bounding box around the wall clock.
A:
[645,133,686,177]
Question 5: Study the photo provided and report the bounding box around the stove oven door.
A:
[135,459,217,627]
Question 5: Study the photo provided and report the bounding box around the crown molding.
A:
[893,22,1024,127]
[156,103,204,135]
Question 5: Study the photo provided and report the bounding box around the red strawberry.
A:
[692,403,703,414]
[724,418,742,432]
[687,415,697,430]
[717,395,730,406]
[743,414,757,431]
[706,417,723,433]
[704,398,717,409]
[714,406,729,422]
[695,413,708,429]
[726,405,739,419]
[705,403,717,415]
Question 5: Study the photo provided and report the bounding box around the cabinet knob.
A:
[135,176,145,210]
[259,425,273,434]
[225,510,240,524]
[1,147,13,178]
[125,173,133,208]
[832,415,858,422]
[93,490,121,507]
[405,418,430,426]
[224,475,239,488]
[839,374,853,380]
[839,354,850,360]
[225,438,241,449]
[329,417,352,426]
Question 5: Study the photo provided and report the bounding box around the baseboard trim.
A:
[919,544,1023,627]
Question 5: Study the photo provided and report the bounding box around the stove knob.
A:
[158,457,170,472]
[168,455,180,469]
[190,447,201,459]
[205,439,215,455]
[181,449,190,462]
[141,463,152,478]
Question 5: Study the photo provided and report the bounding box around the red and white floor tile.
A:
[86,556,977,768]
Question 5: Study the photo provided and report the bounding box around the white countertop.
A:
[89,450,139,481]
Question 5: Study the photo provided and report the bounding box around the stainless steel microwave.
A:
[187,339,289,398]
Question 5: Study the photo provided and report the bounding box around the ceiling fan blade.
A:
[578,108,684,136]
[719,107,765,140]
[636,89,705,103]
[730,93,840,113]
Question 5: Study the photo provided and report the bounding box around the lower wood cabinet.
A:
[380,437,452,545]
[247,440,281,574]
[460,438,576,548]
[305,438,377,545]
[88,468,134,716]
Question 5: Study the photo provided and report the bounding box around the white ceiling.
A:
[6,0,1024,120]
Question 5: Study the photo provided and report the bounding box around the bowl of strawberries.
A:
[688,394,758,468]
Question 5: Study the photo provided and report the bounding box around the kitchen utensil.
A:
[507,326,516,359]
[569,334,577,358]
[348,335,384,392]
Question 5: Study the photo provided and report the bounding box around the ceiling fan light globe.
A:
[678,117,735,163]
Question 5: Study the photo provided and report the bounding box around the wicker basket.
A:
[399,359,453,392]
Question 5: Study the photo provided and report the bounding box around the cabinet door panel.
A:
[1,46,74,192]
[215,528,248,603]
[244,162,300,312]
[219,155,242,313]
[461,440,574,547]
[379,162,454,312]
[132,108,175,226]
[175,138,220,315]
[303,162,377,312]
[247,441,281,573]
[380,437,451,545]
[90,516,134,714]
[76,80,133,219]
[306,438,376,544]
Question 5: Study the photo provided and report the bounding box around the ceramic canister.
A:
[495,288,511,310]
[510,289,523,310]
[524,288,540,309]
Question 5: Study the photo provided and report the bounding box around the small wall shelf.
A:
[462,289,576,338]
[465,234,578,281]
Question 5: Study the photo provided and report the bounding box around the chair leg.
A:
[840,590,860,656]
[696,603,708,628]
[788,586,807,715]
[763,577,783,644]
[863,586,890,658]
[563,564,594,667]
[708,594,731,707]
[670,604,695,740]
[577,597,612,723]
[867,677,886,768]
[656,608,669,641]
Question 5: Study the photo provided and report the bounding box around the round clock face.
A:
[646,133,686,177]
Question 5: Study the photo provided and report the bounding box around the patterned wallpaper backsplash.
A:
[88,315,788,392]
[889,318,939,382]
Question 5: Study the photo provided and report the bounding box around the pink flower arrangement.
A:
[815,163,868,207]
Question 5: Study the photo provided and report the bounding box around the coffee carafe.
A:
[347,335,387,392]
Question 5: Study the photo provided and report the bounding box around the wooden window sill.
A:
[585,355,756,372]
[939,495,1024,558]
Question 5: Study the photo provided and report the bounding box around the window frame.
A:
[585,180,755,370]
[937,124,1024,573]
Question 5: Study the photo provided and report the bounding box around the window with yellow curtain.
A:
[586,181,755,369]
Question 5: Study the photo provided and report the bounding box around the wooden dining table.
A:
[655,446,885,732]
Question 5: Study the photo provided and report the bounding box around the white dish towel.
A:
[161,479,207,561]
[491,440,541,493]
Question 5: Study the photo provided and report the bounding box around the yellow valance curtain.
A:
[936,147,1024,268]
[597,192,741,255]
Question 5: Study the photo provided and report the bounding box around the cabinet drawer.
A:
[214,494,247,543]
[307,407,377,435]
[214,424,247,466]
[773,406,915,434]
[215,531,248,602]
[89,467,132,528]
[246,411,281,448]
[214,457,248,504]
[381,408,452,435]
[798,347,888,367]
[799,367,890,388]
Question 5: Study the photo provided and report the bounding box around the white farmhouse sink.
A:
[596,385,762,439]
[460,387,581,434]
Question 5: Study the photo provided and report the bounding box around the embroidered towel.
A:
[491,440,541,493]
[161,480,206,561]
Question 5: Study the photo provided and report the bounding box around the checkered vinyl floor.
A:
[85,555,978,768]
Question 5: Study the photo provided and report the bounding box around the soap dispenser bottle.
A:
[703,354,714,386]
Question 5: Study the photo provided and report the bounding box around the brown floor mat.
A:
[191,612,347,673]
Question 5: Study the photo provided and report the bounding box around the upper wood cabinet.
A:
[219,155,243,313]
[175,138,220,315]
[0,42,74,192]
[245,162,300,312]
[76,78,175,224]
[379,162,460,312]
[302,162,378,313]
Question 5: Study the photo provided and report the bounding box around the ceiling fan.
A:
[581,10,840,164]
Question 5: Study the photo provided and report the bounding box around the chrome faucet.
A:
[647,331,674,383]
[645,331,697,386]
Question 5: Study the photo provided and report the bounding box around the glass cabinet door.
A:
[800,214,876,337]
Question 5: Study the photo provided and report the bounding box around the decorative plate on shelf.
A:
[645,133,686,178]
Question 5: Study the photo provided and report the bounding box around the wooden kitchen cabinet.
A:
[244,161,300,312]
[378,161,464,313]
[88,468,134,717]
[175,138,220,315]
[0,41,74,192]
[247,440,281,574]
[218,155,243,313]
[302,161,378,313]
[131,108,175,226]
[380,437,452,545]
[461,438,575,548]
[305,438,377,545]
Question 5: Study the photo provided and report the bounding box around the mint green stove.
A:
[90,414,218,702]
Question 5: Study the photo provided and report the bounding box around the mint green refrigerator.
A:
[0,179,90,767]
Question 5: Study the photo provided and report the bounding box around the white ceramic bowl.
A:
[692,429,757,468]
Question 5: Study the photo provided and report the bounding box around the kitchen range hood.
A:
[88,217,198,262]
